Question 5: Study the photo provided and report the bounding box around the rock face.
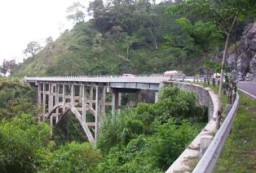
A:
[228,23,256,81]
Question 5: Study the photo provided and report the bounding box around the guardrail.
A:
[192,94,239,173]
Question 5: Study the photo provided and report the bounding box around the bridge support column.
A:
[71,84,74,107]
[37,83,41,110]
[42,83,46,117]
[90,85,106,141]
[155,92,159,103]
[112,90,122,115]
[55,84,60,123]
[62,84,66,113]
[136,90,142,105]
[81,85,86,123]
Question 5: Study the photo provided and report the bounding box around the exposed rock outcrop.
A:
[228,23,256,81]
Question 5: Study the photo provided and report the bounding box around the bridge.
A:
[24,75,166,144]
[24,75,249,172]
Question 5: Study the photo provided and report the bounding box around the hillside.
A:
[11,1,215,77]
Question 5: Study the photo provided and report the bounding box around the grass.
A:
[214,92,256,173]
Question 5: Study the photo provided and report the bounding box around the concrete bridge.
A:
[24,75,166,144]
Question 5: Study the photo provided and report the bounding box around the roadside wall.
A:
[164,82,220,173]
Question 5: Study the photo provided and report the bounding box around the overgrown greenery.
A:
[95,87,207,172]
[0,77,37,120]
[0,78,102,173]
[0,79,207,173]
[215,92,256,173]
[3,0,256,172]
[0,114,102,173]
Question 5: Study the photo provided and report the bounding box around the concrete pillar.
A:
[112,90,122,115]
[48,83,54,127]
[95,86,106,141]
[37,83,42,122]
[42,83,46,115]
[95,86,99,140]
[48,83,54,113]
[101,86,106,116]
[55,84,59,123]
[71,84,74,106]
[89,86,93,109]
[200,135,213,157]
[60,84,64,113]
[155,91,159,103]
[37,83,41,109]
[81,85,86,122]
[136,90,142,105]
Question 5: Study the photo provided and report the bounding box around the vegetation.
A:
[215,92,256,172]
[0,78,207,172]
[1,0,256,172]
[0,78,102,173]
[95,87,207,172]
[167,0,256,97]
[0,77,37,120]
[11,0,227,77]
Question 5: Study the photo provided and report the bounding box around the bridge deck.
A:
[24,75,167,90]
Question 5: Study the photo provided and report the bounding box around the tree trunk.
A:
[148,28,158,49]
[218,16,237,107]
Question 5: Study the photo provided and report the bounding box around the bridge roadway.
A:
[24,75,167,91]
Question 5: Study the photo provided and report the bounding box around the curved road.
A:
[238,81,256,99]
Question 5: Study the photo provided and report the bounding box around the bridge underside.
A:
[36,82,159,144]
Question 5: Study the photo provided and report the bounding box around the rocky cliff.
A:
[228,23,256,81]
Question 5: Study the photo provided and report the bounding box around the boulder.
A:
[228,23,256,81]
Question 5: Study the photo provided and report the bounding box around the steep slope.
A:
[11,2,216,77]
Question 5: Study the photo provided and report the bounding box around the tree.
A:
[121,34,138,59]
[88,0,105,18]
[66,2,86,24]
[175,17,223,53]
[167,0,256,99]
[0,59,16,76]
[24,41,42,57]
[45,36,53,45]
[43,142,102,173]
[0,78,36,120]
[0,115,51,173]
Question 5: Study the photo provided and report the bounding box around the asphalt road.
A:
[237,81,256,99]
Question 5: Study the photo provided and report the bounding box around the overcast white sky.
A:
[0,0,92,64]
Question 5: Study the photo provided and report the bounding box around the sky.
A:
[0,0,92,64]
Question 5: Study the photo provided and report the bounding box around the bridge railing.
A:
[192,94,239,173]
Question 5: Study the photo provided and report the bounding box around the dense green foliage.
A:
[167,0,256,96]
[0,79,102,173]
[53,112,88,145]
[96,87,206,172]
[0,77,37,120]
[0,114,102,173]
[0,115,51,173]
[4,0,256,172]
[215,93,256,172]
[0,83,207,173]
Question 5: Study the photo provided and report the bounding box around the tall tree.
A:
[66,2,86,24]
[167,0,256,98]
[24,41,42,57]
[0,59,17,76]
